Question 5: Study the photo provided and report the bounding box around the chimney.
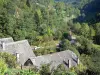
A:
[68,59,71,68]
[77,57,80,65]
[16,53,20,63]
[2,42,5,50]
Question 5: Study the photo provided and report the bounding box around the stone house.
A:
[0,37,79,69]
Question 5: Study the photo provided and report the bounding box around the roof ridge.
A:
[36,50,72,57]
[5,40,28,45]
[0,37,13,40]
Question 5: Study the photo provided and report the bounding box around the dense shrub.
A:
[0,59,7,75]
[0,52,17,68]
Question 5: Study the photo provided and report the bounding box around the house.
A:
[0,37,36,66]
[0,37,79,69]
[30,50,79,69]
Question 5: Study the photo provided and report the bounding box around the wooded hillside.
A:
[0,0,100,75]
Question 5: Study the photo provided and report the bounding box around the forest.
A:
[0,0,100,75]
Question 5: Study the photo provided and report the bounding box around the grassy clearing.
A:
[33,40,59,56]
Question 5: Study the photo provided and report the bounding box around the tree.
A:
[0,10,8,35]
[95,23,100,44]
[54,30,62,40]
[89,26,95,38]
[77,36,94,55]
[80,23,90,38]
[0,0,11,7]
[58,39,71,51]
[26,0,31,7]
[6,15,16,36]
[81,50,100,75]
[73,23,81,34]
[34,9,43,27]
[88,50,100,74]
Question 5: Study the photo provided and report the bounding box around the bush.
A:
[0,59,7,75]
[6,69,40,75]
[53,64,77,75]
[19,70,39,75]
[0,52,17,68]
[39,64,51,75]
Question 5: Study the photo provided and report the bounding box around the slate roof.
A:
[0,37,13,49]
[0,40,36,65]
[0,37,13,43]
[31,50,78,69]
[0,37,78,69]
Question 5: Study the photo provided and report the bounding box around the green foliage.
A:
[0,0,81,44]
[0,0,99,75]
[77,36,94,55]
[80,23,90,38]
[0,59,7,75]
[88,50,100,74]
[58,39,71,51]
[70,63,87,75]
[6,69,39,75]
[0,52,17,68]
[0,0,11,7]
[95,23,100,44]
[39,64,51,75]
[89,26,96,39]
[52,64,77,75]
[58,39,80,56]
[72,22,81,34]
[39,64,76,75]
[34,47,56,56]
[80,50,100,75]
[19,70,39,75]
[53,64,67,75]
